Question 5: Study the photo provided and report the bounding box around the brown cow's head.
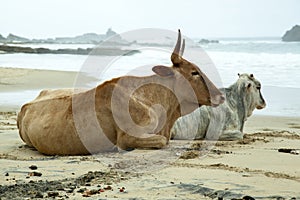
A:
[152,30,225,109]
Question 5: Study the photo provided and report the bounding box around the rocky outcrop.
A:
[0,45,140,56]
[105,28,122,42]
[0,34,6,42]
[199,39,219,44]
[0,28,128,44]
[282,25,300,42]
[106,28,117,38]
[6,33,30,43]
[55,33,105,44]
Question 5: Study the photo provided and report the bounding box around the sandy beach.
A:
[0,67,98,112]
[1,67,300,199]
[0,67,86,92]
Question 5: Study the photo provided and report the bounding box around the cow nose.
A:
[257,102,266,109]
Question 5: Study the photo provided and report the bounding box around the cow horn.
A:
[173,29,181,55]
[180,39,185,56]
[171,29,182,65]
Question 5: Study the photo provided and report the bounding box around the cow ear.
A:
[152,65,174,77]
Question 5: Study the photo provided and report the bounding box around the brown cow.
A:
[17,30,224,155]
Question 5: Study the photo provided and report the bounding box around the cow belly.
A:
[18,97,89,155]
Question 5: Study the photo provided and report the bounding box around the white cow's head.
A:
[238,73,266,117]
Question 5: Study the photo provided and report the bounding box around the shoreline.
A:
[1,66,300,117]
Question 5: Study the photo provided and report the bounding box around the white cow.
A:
[171,73,266,140]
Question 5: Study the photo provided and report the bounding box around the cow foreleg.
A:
[219,130,243,141]
[117,131,167,150]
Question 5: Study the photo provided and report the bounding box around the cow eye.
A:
[256,86,261,90]
[191,71,199,76]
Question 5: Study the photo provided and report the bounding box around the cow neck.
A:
[226,82,247,132]
[94,74,179,117]
[149,74,179,117]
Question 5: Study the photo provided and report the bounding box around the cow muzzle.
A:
[256,103,266,110]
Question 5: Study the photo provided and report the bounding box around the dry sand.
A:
[1,67,300,199]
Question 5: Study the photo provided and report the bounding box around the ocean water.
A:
[0,39,299,116]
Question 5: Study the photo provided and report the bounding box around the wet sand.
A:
[1,67,300,199]
[0,67,96,92]
[0,67,98,112]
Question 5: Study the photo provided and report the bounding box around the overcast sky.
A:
[1,0,299,39]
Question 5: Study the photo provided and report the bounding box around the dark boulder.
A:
[282,25,300,42]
